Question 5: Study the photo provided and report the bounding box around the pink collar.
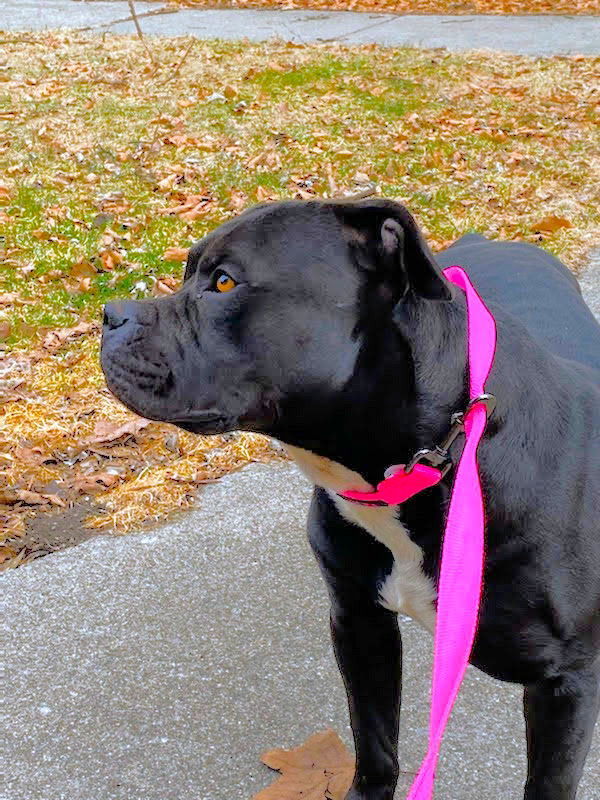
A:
[337,390,495,508]
[341,266,497,800]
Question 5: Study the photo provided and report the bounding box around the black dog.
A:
[101,199,600,799]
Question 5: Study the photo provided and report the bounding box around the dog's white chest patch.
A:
[285,445,437,632]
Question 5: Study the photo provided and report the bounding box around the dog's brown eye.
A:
[214,272,237,293]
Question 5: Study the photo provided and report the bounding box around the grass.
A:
[0,32,598,566]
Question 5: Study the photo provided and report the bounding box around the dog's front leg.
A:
[523,663,600,800]
[308,489,402,800]
[331,604,401,800]
[308,489,401,799]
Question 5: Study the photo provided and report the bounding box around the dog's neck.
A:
[274,293,469,488]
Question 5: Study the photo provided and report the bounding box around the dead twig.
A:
[127,0,158,65]
[159,38,197,86]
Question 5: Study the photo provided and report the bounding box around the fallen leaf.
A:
[254,730,354,800]
[96,191,130,215]
[42,321,98,352]
[229,189,247,212]
[531,215,573,233]
[72,472,120,493]
[0,490,19,505]
[153,275,180,296]
[70,258,97,280]
[0,292,28,306]
[163,246,189,263]
[157,173,181,192]
[85,417,151,446]
[13,445,52,466]
[0,488,66,507]
[99,249,123,271]
[37,491,67,508]
[159,191,214,221]
[256,185,276,202]
[0,545,18,565]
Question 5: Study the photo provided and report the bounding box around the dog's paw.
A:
[345,786,395,800]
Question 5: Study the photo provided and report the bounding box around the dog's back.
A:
[438,234,600,377]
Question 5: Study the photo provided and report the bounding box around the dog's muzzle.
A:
[101,300,175,407]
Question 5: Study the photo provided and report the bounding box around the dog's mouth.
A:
[106,376,234,434]
[164,411,234,435]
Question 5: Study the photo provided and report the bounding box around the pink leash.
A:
[340,266,497,800]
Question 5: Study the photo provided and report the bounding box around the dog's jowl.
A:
[101,199,600,800]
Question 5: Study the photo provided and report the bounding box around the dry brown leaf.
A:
[72,472,120,493]
[36,491,67,508]
[254,730,354,800]
[13,445,52,466]
[70,258,97,280]
[0,545,18,565]
[0,488,66,508]
[0,320,11,340]
[42,321,98,352]
[153,275,181,296]
[0,292,27,306]
[531,214,573,233]
[86,417,151,446]
[256,186,276,202]
[99,249,124,271]
[163,246,190,263]
[0,490,19,505]
[229,189,248,212]
[160,192,213,220]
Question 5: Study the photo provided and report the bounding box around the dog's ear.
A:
[329,198,451,301]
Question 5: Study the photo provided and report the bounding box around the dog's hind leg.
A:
[523,663,600,800]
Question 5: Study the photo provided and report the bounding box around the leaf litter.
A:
[167,0,599,14]
[0,32,598,569]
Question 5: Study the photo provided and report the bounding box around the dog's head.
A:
[101,199,452,444]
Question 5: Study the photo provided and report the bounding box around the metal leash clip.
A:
[404,393,496,477]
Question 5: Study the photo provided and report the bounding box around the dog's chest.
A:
[285,445,437,632]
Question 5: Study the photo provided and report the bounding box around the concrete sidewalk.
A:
[3,464,600,800]
[3,253,600,800]
[1,1,599,56]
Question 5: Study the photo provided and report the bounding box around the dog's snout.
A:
[103,300,140,331]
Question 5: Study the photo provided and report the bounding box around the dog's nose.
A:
[103,300,139,331]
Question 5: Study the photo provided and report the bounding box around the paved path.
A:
[2,256,600,800]
[1,1,599,56]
